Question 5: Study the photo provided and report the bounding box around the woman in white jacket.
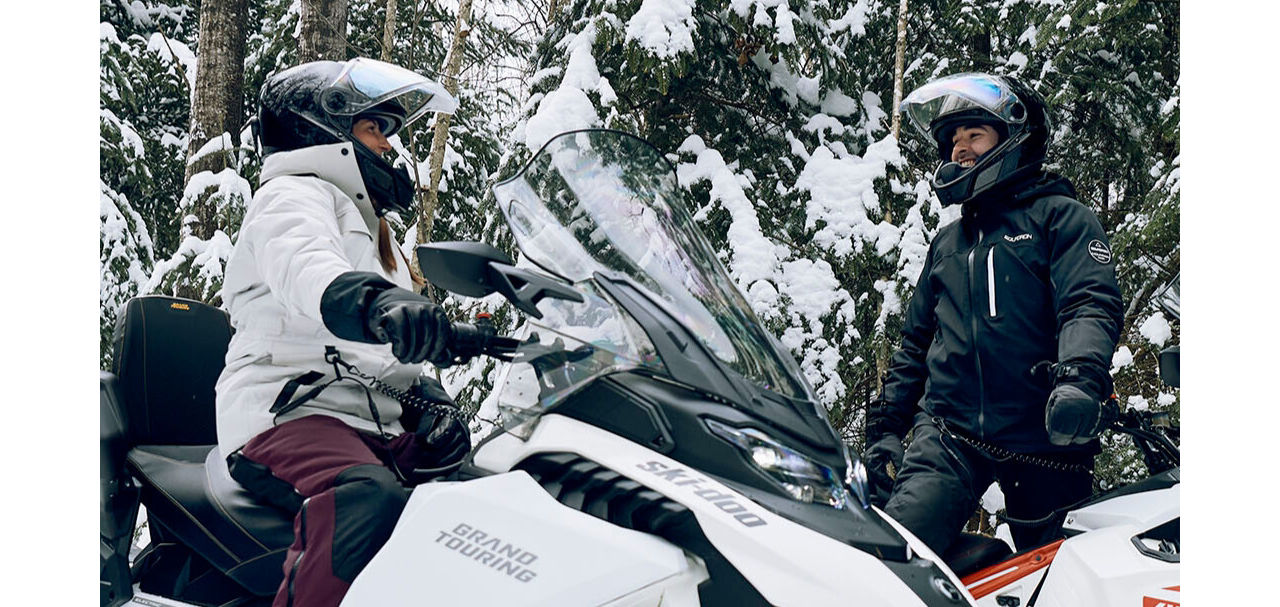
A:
[214,58,469,607]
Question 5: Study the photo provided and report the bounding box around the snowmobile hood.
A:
[259,141,380,235]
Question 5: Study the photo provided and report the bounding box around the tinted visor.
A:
[319,58,458,134]
[900,73,1025,142]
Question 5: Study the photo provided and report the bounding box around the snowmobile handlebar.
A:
[442,315,520,366]
[1111,406,1180,472]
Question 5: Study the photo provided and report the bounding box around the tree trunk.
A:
[299,0,349,62]
[415,0,473,254]
[184,0,247,239]
[890,0,909,141]
[380,0,398,62]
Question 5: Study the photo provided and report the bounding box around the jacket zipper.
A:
[967,229,986,439]
[987,248,997,317]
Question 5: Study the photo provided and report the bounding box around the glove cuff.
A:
[320,271,399,343]
[1053,362,1112,402]
[866,397,913,442]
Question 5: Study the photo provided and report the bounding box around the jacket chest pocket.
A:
[985,242,1051,321]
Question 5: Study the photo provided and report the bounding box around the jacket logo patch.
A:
[1087,239,1112,264]
[1004,233,1032,243]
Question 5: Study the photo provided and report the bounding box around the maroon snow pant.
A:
[229,415,430,607]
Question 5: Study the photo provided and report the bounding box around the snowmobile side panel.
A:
[473,414,965,606]
[340,471,703,606]
[1063,484,1179,534]
[1033,523,1180,607]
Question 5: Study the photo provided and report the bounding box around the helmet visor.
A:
[320,58,458,132]
[900,73,1024,141]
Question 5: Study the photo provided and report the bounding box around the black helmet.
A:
[255,58,457,216]
[900,73,1051,206]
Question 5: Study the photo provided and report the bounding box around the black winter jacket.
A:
[881,173,1123,453]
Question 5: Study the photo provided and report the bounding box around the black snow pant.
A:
[884,415,1093,557]
[227,415,433,607]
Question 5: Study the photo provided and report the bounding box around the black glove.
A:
[400,375,455,433]
[864,398,912,505]
[367,288,453,365]
[1045,363,1118,445]
[415,409,471,470]
[320,272,453,366]
[864,434,904,506]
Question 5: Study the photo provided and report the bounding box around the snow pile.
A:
[829,0,872,36]
[524,88,599,151]
[980,483,1015,550]
[1111,346,1134,372]
[1139,313,1172,346]
[625,0,696,59]
[980,481,1005,514]
[522,22,613,151]
[794,138,903,258]
[677,135,785,316]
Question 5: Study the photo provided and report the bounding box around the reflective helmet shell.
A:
[900,73,1052,206]
[254,58,456,216]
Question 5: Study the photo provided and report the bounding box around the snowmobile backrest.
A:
[110,296,230,446]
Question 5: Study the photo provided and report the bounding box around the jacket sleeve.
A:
[241,183,355,324]
[1045,198,1125,383]
[879,244,938,428]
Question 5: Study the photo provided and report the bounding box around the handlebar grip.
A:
[445,316,519,363]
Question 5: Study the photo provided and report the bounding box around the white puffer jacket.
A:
[215,142,419,454]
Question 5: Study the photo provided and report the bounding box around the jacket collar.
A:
[260,142,380,234]
[961,170,1077,222]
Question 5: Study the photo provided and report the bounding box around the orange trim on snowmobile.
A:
[961,539,1064,599]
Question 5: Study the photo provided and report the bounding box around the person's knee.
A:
[336,464,408,520]
[331,465,408,581]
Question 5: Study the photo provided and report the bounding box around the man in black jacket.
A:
[865,73,1124,557]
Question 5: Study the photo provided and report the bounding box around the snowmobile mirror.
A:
[417,242,584,319]
[417,241,514,297]
[1158,345,1179,388]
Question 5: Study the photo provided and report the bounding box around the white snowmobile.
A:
[100,129,1179,607]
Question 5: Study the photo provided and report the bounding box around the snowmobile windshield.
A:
[900,72,1025,141]
[492,129,812,402]
[319,58,457,130]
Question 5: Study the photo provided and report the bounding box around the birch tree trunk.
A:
[380,0,398,62]
[890,0,909,141]
[299,0,349,62]
[184,0,247,237]
[415,0,473,252]
[878,0,909,400]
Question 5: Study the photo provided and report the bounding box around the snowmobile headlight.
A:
[706,419,852,510]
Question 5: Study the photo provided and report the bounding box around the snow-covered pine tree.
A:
[100,0,200,366]
[482,0,928,443]
[146,0,252,305]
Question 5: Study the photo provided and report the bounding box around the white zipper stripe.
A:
[987,248,996,317]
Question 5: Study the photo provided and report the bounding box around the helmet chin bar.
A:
[931,132,1027,207]
[292,110,417,217]
[352,141,416,217]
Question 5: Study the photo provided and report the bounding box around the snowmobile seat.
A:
[125,444,294,596]
[943,532,1014,578]
[107,295,293,596]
